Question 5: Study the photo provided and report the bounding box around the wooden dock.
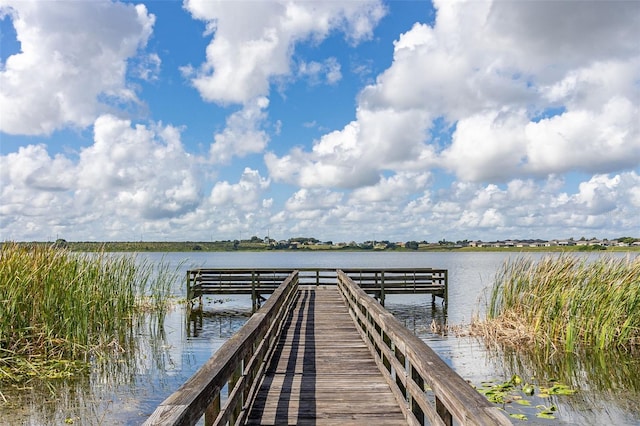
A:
[187,267,448,311]
[145,269,511,426]
[245,286,406,425]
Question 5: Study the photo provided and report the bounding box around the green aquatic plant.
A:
[0,242,176,382]
[476,374,576,421]
[481,254,640,352]
[534,404,557,419]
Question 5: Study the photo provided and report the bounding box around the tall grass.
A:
[480,254,640,352]
[0,242,174,368]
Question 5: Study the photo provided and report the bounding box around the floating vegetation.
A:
[476,374,576,421]
[0,242,177,384]
[474,254,640,352]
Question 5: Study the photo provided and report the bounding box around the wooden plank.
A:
[244,287,407,425]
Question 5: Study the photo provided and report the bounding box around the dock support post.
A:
[444,270,448,313]
[186,303,192,337]
[187,309,203,338]
[380,271,385,306]
[251,271,258,312]
[186,270,192,302]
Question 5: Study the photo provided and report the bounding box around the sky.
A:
[0,0,639,243]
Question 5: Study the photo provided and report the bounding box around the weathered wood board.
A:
[245,286,407,425]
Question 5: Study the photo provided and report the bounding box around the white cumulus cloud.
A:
[209,97,271,164]
[267,0,639,189]
[210,168,270,210]
[0,0,155,135]
[182,0,385,104]
[0,115,202,240]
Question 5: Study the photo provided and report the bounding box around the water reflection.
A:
[498,346,640,424]
[386,298,448,337]
[0,314,175,425]
[501,347,640,393]
[187,308,251,339]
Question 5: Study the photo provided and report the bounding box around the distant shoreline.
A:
[5,241,639,253]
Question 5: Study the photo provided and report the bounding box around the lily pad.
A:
[510,413,528,420]
[536,412,556,419]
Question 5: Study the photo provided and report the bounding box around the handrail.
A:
[188,268,447,308]
[144,271,300,426]
[336,270,511,426]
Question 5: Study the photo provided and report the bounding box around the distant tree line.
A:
[5,235,639,253]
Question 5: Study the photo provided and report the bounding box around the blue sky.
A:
[1,0,639,243]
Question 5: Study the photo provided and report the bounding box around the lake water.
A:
[1,251,639,425]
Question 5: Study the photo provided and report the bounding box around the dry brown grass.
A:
[473,254,640,352]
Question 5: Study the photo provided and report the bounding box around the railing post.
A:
[204,393,220,426]
[404,355,413,423]
[243,351,254,403]
[435,397,453,426]
[444,270,448,313]
[229,361,243,423]
[380,271,385,306]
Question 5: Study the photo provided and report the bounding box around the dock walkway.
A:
[245,286,405,425]
[145,269,511,426]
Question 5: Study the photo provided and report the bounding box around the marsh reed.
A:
[476,254,640,352]
[0,242,174,381]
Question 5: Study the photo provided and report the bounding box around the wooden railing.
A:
[187,267,447,309]
[144,271,299,426]
[187,269,297,311]
[336,270,511,426]
[341,268,447,309]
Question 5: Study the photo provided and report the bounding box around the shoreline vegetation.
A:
[0,243,175,384]
[2,241,637,386]
[3,238,639,253]
[472,254,640,353]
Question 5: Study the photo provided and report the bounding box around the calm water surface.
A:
[1,251,638,425]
